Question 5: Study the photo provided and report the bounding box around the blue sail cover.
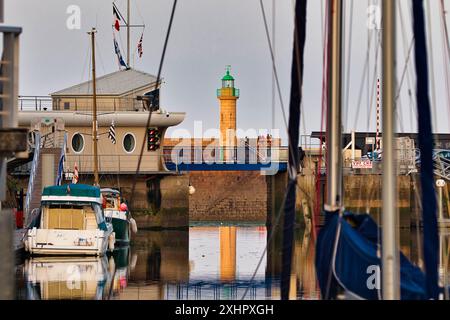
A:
[412,0,439,299]
[316,211,427,300]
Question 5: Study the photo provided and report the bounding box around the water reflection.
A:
[23,256,110,300]
[17,223,450,300]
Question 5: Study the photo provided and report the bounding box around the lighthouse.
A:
[217,65,239,160]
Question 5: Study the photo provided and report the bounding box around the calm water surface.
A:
[14,224,448,300]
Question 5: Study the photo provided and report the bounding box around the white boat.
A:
[24,184,115,256]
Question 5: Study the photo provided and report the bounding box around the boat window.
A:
[42,203,104,230]
[123,132,136,153]
[71,133,84,153]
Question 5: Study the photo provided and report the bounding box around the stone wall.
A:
[189,171,268,222]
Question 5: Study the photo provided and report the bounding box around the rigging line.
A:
[426,0,438,131]
[365,34,381,133]
[80,44,91,88]
[354,34,379,215]
[134,0,146,25]
[271,0,276,131]
[398,0,418,133]
[113,1,127,24]
[242,0,307,299]
[343,0,354,133]
[259,0,289,140]
[351,30,373,131]
[129,0,178,209]
[439,0,450,131]
[394,37,415,132]
[95,40,113,94]
[314,0,329,229]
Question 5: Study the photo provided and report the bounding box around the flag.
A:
[55,151,65,185]
[108,120,116,144]
[137,33,143,58]
[113,5,121,31]
[72,163,79,184]
[113,34,128,68]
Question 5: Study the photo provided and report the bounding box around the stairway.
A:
[23,132,67,223]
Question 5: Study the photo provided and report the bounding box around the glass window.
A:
[222,80,234,88]
[64,102,70,110]
[123,133,136,153]
[71,133,84,153]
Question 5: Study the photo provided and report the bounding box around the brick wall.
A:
[188,171,267,222]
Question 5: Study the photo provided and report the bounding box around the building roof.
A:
[50,68,158,96]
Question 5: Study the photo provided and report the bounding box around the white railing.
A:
[24,132,41,219]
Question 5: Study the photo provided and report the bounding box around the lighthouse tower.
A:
[217,66,239,157]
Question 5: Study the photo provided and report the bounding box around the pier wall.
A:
[296,173,416,228]
[188,171,268,222]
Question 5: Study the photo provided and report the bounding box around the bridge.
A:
[162,146,288,172]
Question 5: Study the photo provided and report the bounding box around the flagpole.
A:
[127,0,131,67]
[89,28,100,186]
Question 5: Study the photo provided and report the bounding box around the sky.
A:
[4,0,450,143]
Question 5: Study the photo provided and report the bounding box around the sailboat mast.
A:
[381,0,399,300]
[326,0,343,210]
[127,0,131,67]
[89,28,100,186]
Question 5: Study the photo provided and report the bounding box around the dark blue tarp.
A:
[316,211,427,300]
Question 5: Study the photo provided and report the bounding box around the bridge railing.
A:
[162,146,289,165]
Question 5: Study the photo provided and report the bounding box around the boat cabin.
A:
[40,184,108,232]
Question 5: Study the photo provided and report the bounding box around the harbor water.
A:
[12,223,450,300]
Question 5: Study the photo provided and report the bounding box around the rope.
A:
[129,0,178,209]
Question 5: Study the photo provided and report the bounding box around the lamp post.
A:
[436,179,446,221]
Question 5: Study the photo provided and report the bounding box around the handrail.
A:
[24,132,41,222]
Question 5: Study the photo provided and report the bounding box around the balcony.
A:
[216,88,239,98]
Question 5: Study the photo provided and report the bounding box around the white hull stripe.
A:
[41,195,102,204]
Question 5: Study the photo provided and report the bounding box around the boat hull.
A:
[25,227,113,256]
[105,210,130,245]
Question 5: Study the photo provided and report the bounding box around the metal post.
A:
[0,211,13,299]
[381,0,400,300]
[439,186,443,221]
[127,0,130,67]
[351,130,355,160]
[0,0,3,23]
[326,0,343,210]
[89,28,100,186]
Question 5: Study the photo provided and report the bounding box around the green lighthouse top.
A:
[221,65,235,81]
[217,65,239,98]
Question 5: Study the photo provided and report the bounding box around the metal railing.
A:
[18,95,151,112]
[162,146,289,164]
[24,132,40,219]
[64,154,165,174]
[18,96,52,111]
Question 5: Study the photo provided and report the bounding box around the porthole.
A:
[123,133,136,153]
[71,133,84,153]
